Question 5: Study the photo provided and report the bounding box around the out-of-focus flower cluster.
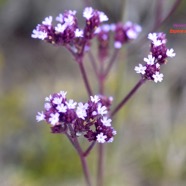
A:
[36,91,116,143]
[95,22,141,61]
[135,33,176,83]
[31,7,141,59]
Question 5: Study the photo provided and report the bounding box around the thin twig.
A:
[152,0,182,32]
[88,51,99,77]
[111,78,146,117]
[97,144,104,186]
[65,131,76,150]
[104,48,120,78]
[83,141,96,157]
[79,60,93,96]
[155,0,163,28]
[73,137,92,186]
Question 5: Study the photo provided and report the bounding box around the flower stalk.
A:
[78,59,93,97]
[111,78,146,117]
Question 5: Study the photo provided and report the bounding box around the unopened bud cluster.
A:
[95,22,141,60]
[36,91,116,143]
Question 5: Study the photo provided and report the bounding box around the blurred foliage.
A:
[0,0,6,6]
[0,90,24,138]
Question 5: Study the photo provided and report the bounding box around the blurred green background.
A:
[0,0,186,185]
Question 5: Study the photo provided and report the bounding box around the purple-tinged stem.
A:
[96,62,105,186]
[66,124,92,186]
[97,144,104,186]
[155,0,163,27]
[65,132,76,150]
[88,51,99,77]
[78,60,93,97]
[73,137,92,186]
[83,141,96,157]
[152,0,182,32]
[104,48,119,78]
[111,78,146,117]
[79,155,92,186]
[98,61,105,95]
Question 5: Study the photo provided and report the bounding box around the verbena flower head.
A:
[94,22,141,60]
[31,7,110,58]
[113,21,142,49]
[36,91,116,143]
[83,7,108,39]
[31,7,108,43]
[96,24,111,61]
[134,32,176,83]
[32,8,141,59]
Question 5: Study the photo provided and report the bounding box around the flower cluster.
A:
[134,32,176,83]
[31,7,108,56]
[36,91,116,143]
[32,7,142,59]
[113,21,142,49]
[95,22,142,60]
[95,24,110,61]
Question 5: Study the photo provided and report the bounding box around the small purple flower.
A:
[42,16,53,26]
[75,29,84,37]
[98,12,109,22]
[166,48,176,58]
[90,95,100,103]
[83,7,94,19]
[96,132,107,143]
[66,99,77,109]
[101,117,112,127]
[144,54,155,65]
[52,97,62,105]
[56,103,67,113]
[152,71,164,83]
[134,64,146,75]
[97,104,108,116]
[56,13,63,23]
[55,23,66,33]
[31,28,47,40]
[76,102,88,120]
[36,111,45,122]
[49,113,60,126]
